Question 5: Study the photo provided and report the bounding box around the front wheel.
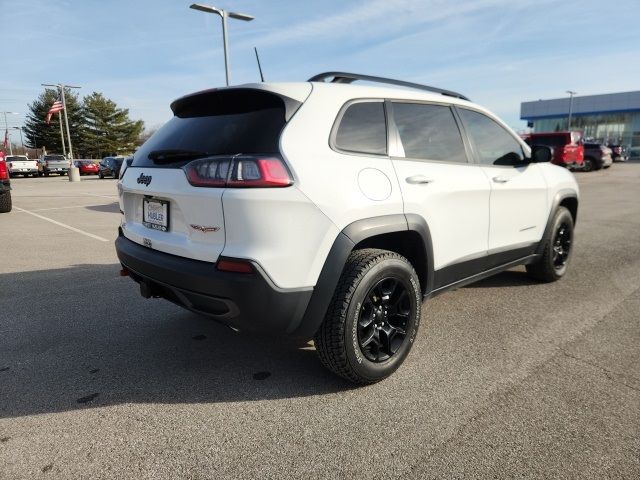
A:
[314,249,422,384]
[527,206,574,282]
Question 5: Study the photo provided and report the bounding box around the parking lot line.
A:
[29,204,110,212]
[13,206,109,242]
[85,192,118,199]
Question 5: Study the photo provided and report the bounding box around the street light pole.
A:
[566,90,577,131]
[2,112,19,155]
[189,3,254,86]
[42,83,81,181]
[12,127,24,152]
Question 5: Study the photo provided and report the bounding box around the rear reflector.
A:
[217,259,254,273]
[119,267,130,277]
[0,161,7,180]
[183,155,292,188]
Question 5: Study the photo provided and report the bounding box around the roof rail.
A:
[308,71,470,101]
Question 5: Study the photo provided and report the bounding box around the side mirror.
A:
[530,145,552,163]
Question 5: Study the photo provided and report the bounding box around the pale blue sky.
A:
[2,0,640,133]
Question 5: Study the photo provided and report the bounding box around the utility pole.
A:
[12,127,25,152]
[566,90,577,131]
[2,112,19,155]
[189,3,254,86]
[42,83,81,181]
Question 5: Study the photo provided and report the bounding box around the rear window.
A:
[333,101,387,155]
[133,89,293,168]
[6,156,28,162]
[44,155,66,161]
[528,135,569,147]
[392,103,467,163]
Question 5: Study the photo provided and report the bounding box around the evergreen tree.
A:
[23,88,83,156]
[81,92,144,158]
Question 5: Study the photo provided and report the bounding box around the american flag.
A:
[45,97,64,124]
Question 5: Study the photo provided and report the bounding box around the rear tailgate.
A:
[120,85,310,264]
[6,157,37,171]
[120,167,225,262]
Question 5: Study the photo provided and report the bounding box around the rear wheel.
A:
[314,249,422,384]
[0,191,12,213]
[526,206,574,282]
[98,171,104,179]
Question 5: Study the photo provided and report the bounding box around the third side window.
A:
[392,103,467,163]
[458,109,525,166]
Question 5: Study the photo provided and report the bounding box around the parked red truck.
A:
[522,132,584,169]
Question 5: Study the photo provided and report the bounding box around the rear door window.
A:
[392,103,467,163]
[334,101,387,155]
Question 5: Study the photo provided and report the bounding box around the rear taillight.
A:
[183,155,292,188]
[0,161,8,180]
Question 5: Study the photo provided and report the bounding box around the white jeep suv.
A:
[116,72,578,384]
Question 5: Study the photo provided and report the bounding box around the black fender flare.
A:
[536,189,578,255]
[290,213,434,338]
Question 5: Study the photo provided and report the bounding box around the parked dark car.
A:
[74,160,100,175]
[0,158,12,213]
[522,131,584,169]
[98,156,125,179]
[607,144,629,162]
[583,143,613,171]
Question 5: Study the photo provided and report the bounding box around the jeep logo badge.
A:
[137,173,152,186]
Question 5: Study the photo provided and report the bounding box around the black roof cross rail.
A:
[308,71,470,101]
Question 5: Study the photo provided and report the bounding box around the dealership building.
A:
[520,90,640,153]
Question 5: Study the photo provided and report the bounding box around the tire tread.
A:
[314,248,413,384]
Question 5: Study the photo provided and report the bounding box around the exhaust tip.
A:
[139,281,153,299]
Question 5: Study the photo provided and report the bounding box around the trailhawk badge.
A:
[190,224,220,233]
[137,173,152,186]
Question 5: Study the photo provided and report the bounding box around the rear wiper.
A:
[147,149,212,163]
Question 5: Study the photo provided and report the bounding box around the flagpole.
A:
[59,87,74,161]
[42,83,81,182]
[58,111,67,158]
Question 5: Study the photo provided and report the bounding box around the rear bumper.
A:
[9,167,38,173]
[115,234,313,336]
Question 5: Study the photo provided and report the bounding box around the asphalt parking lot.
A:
[1,167,639,479]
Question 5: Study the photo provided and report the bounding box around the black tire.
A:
[583,157,594,172]
[526,206,574,282]
[98,171,104,179]
[0,192,12,213]
[44,172,49,177]
[314,248,422,384]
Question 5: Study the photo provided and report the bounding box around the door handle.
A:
[406,175,433,185]
[492,176,510,183]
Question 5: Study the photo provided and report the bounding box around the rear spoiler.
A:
[170,88,303,122]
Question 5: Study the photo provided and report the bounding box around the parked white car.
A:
[6,155,38,177]
[116,72,579,384]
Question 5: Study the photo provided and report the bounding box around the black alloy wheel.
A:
[357,277,412,362]
[552,222,572,271]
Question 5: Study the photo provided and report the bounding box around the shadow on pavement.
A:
[85,202,119,213]
[0,264,352,419]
